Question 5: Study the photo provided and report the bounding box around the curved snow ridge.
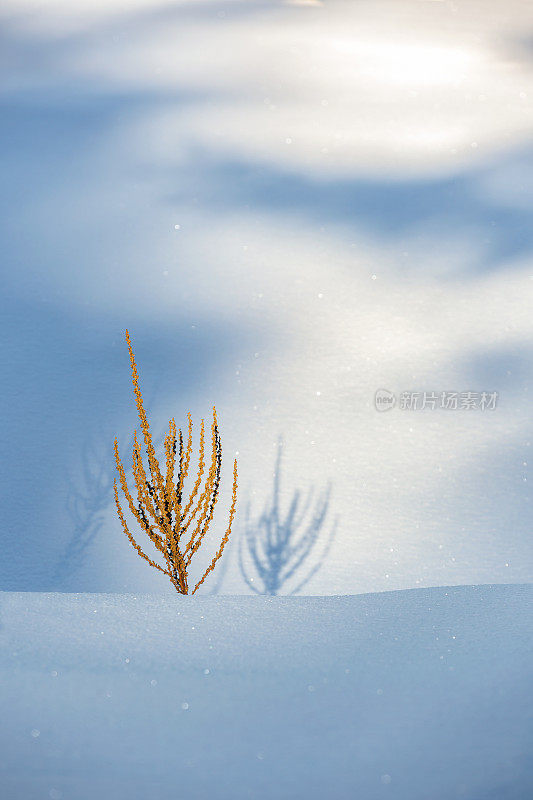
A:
[0,583,531,675]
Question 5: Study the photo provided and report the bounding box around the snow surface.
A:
[1,584,532,799]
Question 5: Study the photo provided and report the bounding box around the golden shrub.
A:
[113,330,238,594]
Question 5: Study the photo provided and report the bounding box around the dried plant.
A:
[239,437,337,595]
[113,330,238,594]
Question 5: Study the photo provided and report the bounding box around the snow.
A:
[2,2,532,793]
[1,584,532,799]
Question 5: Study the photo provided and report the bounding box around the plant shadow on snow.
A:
[54,404,164,588]
[238,436,338,595]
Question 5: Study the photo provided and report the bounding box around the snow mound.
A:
[1,584,531,799]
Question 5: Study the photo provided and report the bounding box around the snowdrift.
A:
[1,584,531,799]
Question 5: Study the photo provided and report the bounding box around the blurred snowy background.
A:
[1,0,532,594]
